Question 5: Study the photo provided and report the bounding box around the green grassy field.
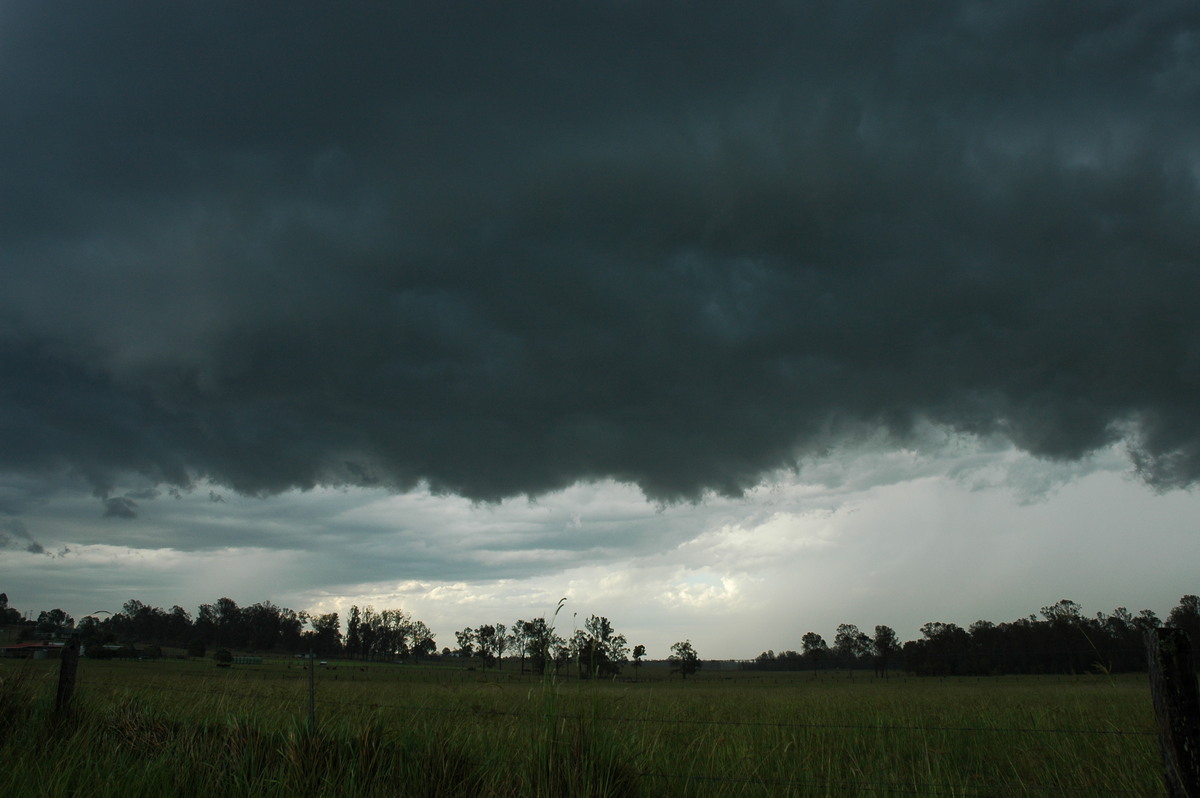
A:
[0,656,1164,797]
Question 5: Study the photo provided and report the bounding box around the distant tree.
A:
[117,598,174,642]
[187,639,207,659]
[455,628,475,659]
[1135,609,1162,631]
[569,629,590,677]
[475,624,498,669]
[35,608,74,634]
[280,607,306,651]
[195,603,218,644]
[408,620,435,663]
[308,612,342,656]
[512,613,568,677]
[120,599,149,635]
[833,624,870,673]
[354,606,379,659]
[669,640,701,679]
[632,644,646,680]
[606,633,629,677]
[0,592,19,624]
[748,650,807,672]
[1040,599,1083,624]
[522,617,559,676]
[967,619,1005,675]
[494,623,508,668]
[554,640,573,675]
[1167,595,1200,648]
[1095,608,1144,672]
[214,597,244,648]
[346,605,362,659]
[575,615,628,679]
[167,605,193,644]
[512,619,531,672]
[801,632,829,673]
[76,615,101,641]
[243,601,286,650]
[1037,599,1098,673]
[908,622,970,676]
[872,625,900,678]
[1105,606,1134,632]
[372,608,411,660]
[214,648,233,666]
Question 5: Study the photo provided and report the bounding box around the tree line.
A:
[0,592,703,678]
[3,594,346,658]
[443,614,700,679]
[749,596,1200,676]
[7,590,1197,677]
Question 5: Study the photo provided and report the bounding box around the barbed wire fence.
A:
[63,680,1161,796]
[50,668,1163,795]
[18,629,1197,796]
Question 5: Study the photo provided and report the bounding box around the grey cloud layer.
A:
[2,2,1198,502]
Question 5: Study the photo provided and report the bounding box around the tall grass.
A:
[0,659,1164,797]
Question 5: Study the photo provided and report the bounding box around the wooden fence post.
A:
[1147,628,1200,798]
[55,635,80,713]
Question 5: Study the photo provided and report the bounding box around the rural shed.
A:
[2,642,66,660]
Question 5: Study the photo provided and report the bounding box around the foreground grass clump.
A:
[0,659,1165,797]
[0,693,537,796]
[0,661,636,798]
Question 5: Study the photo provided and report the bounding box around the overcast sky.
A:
[2,2,1198,658]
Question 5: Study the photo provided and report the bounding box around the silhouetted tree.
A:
[522,617,560,676]
[244,601,285,650]
[1167,595,1200,648]
[308,612,342,656]
[0,593,20,624]
[669,640,701,679]
[167,605,193,644]
[214,597,244,648]
[833,624,870,673]
[408,620,435,663]
[494,622,508,668]
[475,624,498,669]
[903,622,963,676]
[802,632,829,672]
[512,619,531,673]
[195,603,218,645]
[872,625,899,677]
[358,606,379,659]
[35,608,74,634]
[374,608,411,660]
[455,628,474,659]
[632,644,646,679]
[346,605,362,659]
[575,615,628,678]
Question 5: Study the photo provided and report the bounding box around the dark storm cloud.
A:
[102,497,139,520]
[1,2,1198,502]
[0,518,46,555]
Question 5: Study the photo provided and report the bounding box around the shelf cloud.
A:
[2,2,1198,504]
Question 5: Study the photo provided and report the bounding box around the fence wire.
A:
[12,659,1164,797]
[80,676,1158,740]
